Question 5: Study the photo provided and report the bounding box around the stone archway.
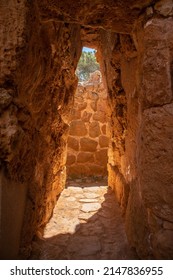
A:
[1,0,173,260]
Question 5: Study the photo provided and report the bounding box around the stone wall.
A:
[1,0,173,260]
[67,75,109,177]
[0,0,82,259]
[96,3,173,259]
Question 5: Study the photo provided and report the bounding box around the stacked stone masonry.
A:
[1,0,173,260]
[67,75,109,177]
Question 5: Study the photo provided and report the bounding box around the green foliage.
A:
[76,51,100,82]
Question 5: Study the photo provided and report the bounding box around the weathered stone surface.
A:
[1,0,173,261]
[96,149,108,165]
[138,18,173,107]
[101,125,107,135]
[30,181,137,260]
[0,89,13,112]
[77,152,94,163]
[163,221,173,230]
[78,212,98,220]
[68,164,90,176]
[84,192,99,199]
[87,91,99,100]
[69,120,87,136]
[70,109,81,120]
[66,154,76,165]
[68,137,79,151]
[67,80,109,177]
[0,1,82,259]
[139,104,173,221]
[82,111,92,122]
[97,99,108,112]
[89,122,101,138]
[154,0,173,16]
[81,203,101,212]
[77,102,87,111]
[80,138,98,152]
[68,236,101,255]
[152,230,173,259]
[37,0,155,33]
[99,135,109,147]
[90,101,97,111]
[93,111,106,123]
[79,198,99,203]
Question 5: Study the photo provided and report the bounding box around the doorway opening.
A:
[66,46,110,186]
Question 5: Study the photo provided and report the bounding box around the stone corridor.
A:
[30,178,137,260]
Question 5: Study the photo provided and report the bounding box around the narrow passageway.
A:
[31,178,137,260]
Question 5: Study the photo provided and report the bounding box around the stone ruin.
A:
[1,0,173,260]
[67,71,109,177]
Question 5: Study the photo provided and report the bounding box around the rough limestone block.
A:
[93,111,106,123]
[99,135,109,147]
[139,104,173,222]
[77,101,87,111]
[101,124,107,135]
[154,0,173,16]
[70,109,81,120]
[141,18,173,106]
[95,149,108,165]
[69,120,87,136]
[152,229,173,259]
[89,122,101,138]
[80,138,98,152]
[90,101,97,111]
[0,89,12,112]
[67,136,79,151]
[67,164,90,175]
[66,154,76,165]
[87,91,99,100]
[82,111,92,122]
[77,152,94,163]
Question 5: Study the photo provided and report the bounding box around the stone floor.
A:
[31,178,138,260]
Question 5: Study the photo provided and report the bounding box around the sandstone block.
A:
[154,0,173,16]
[99,135,109,147]
[152,229,173,259]
[0,88,12,112]
[77,152,94,163]
[93,111,106,123]
[68,136,79,151]
[142,18,173,106]
[97,99,108,113]
[69,120,87,136]
[87,91,99,100]
[66,154,76,165]
[82,111,92,122]
[70,109,81,120]
[67,164,89,176]
[163,221,173,230]
[90,101,97,111]
[79,198,98,203]
[95,149,108,165]
[89,122,101,138]
[101,124,107,135]
[80,138,98,152]
[139,104,173,221]
[77,101,87,111]
[88,164,106,175]
[81,203,101,212]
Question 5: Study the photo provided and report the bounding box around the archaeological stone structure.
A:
[67,73,109,177]
[0,0,173,260]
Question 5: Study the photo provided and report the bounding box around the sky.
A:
[82,47,95,52]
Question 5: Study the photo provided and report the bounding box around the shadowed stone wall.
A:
[67,73,109,177]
